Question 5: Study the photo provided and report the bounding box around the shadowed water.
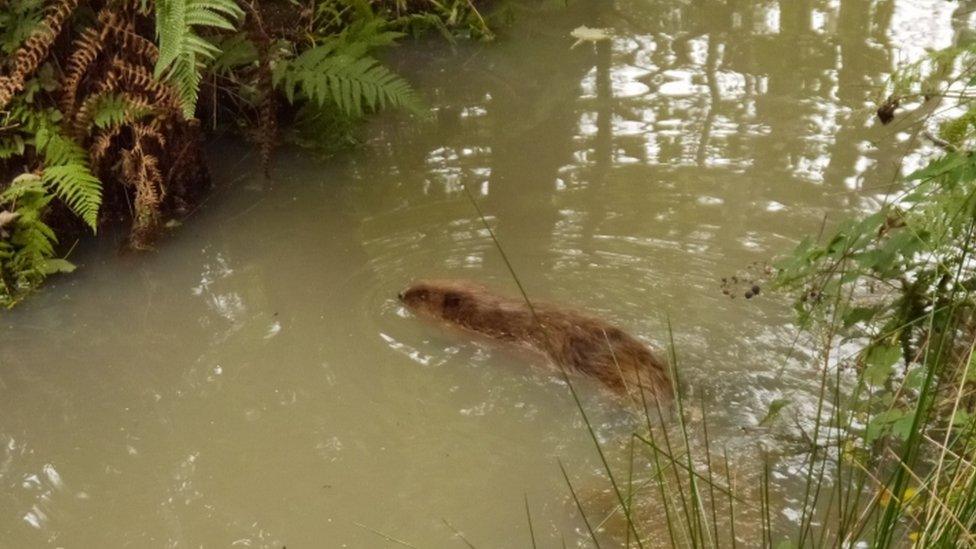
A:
[0,0,968,546]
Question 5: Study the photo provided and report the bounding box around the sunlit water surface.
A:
[1,0,968,546]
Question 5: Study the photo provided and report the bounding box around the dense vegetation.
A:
[0,0,494,307]
[772,47,976,545]
[565,36,976,548]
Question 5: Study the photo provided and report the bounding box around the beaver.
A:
[398,279,673,405]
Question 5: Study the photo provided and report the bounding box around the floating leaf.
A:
[570,26,612,48]
[759,398,790,426]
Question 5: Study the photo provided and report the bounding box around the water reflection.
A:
[355,0,967,540]
[0,0,970,546]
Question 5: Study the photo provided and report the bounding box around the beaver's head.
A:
[398,280,473,319]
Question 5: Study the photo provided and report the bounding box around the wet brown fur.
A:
[399,279,673,405]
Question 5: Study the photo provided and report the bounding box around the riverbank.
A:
[0,0,497,307]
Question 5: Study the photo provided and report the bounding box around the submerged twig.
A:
[441,518,477,549]
[352,521,418,548]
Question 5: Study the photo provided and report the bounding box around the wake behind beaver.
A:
[399,279,673,405]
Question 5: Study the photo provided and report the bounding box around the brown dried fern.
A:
[109,57,183,112]
[90,124,124,167]
[0,0,81,109]
[61,5,170,131]
[121,131,165,248]
[12,0,210,249]
[60,9,118,116]
[70,90,153,137]
[132,117,167,149]
[71,91,110,134]
[113,22,160,66]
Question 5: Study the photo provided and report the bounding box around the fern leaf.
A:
[154,0,242,117]
[71,92,151,132]
[276,43,425,117]
[42,164,101,228]
[0,173,69,303]
[186,8,237,30]
[167,53,204,118]
[34,125,102,230]
[211,33,258,74]
[0,135,26,159]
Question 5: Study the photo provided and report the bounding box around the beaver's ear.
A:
[443,292,462,313]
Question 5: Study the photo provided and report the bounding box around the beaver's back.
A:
[400,280,672,404]
[533,306,671,402]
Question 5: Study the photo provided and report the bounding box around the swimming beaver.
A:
[398,279,673,405]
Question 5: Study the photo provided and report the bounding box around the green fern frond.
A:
[5,88,102,231]
[13,207,56,265]
[42,164,101,228]
[1,173,46,202]
[0,0,45,54]
[0,134,26,159]
[91,94,133,129]
[154,0,243,117]
[166,53,205,118]
[211,33,258,74]
[34,124,102,230]
[340,19,405,52]
[1,176,56,262]
[273,44,424,117]
[0,173,70,306]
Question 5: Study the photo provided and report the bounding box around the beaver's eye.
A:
[416,289,429,300]
[443,292,461,309]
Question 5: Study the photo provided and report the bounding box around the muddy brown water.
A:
[0,0,966,546]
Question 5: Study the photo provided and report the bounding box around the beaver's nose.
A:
[397,291,404,300]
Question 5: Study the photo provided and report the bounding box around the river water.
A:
[0,0,966,546]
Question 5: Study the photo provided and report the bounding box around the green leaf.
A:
[951,409,972,428]
[866,409,906,442]
[0,172,63,303]
[863,343,901,386]
[843,306,879,328]
[31,121,102,230]
[906,151,970,181]
[41,258,75,274]
[212,34,258,74]
[891,411,915,440]
[903,366,925,390]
